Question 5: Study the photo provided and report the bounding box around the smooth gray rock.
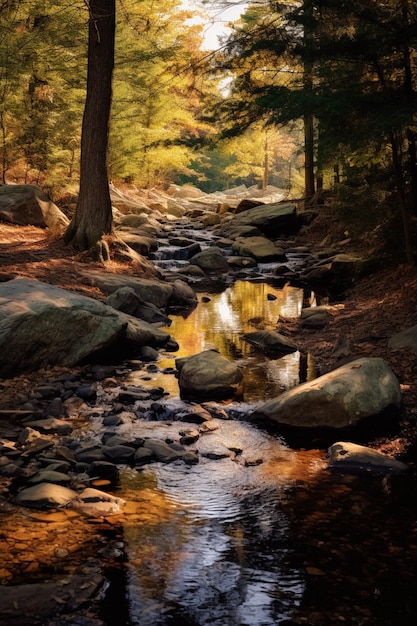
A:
[328,441,409,474]
[0,279,171,377]
[176,349,244,400]
[251,357,401,429]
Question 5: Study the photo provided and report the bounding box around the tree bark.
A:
[65,0,115,250]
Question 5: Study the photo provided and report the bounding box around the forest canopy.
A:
[1,0,417,239]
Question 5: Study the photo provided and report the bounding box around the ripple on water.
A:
[117,420,312,625]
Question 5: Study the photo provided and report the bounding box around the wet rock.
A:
[142,439,181,463]
[176,350,244,401]
[173,242,202,259]
[182,451,199,464]
[250,357,401,430]
[189,247,230,273]
[15,483,77,509]
[134,447,154,465]
[328,441,409,475]
[227,256,257,269]
[241,330,298,357]
[232,236,286,262]
[179,429,200,445]
[69,487,125,517]
[178,404,213,424]
[102,444,135,464]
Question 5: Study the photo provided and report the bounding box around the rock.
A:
[189,247,230,273]
[0,279,171,377]
[83,270,197,310]
[0,184,69,232]
[232,236,286,262]
[173,242,202,260]
[134,447,154,465]
[250,357,401,430]
[0,574,105,625]
[179,428,200,445]
[302,253,364,286]
[219,202,298,239]
[141,439,181,463]
[107,286,172,326]
[301,311,331,328]
[15,483,77,509]
[69,487,125,517]
[176,349,244,401]
[388,324,417,352]
[241,330,298,357]
[28,470,72,485]
[118,231,158,255]
[227,256,257,269]
[25,418,73,435]
[102,444,136,463]
[328,441,409,475]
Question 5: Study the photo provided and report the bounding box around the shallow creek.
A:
[2,280,417,625]
[102,281,417,625]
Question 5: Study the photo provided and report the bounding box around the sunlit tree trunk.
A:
[65,0,115,251]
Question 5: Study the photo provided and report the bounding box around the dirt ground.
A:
[1,213,417,459]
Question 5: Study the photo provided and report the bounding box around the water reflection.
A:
[127,281,316,402]
[119,420,314,625]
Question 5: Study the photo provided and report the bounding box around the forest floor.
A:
[1,206,417,459]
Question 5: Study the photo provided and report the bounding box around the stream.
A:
[99,280,417,626]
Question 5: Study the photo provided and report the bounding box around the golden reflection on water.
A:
[128,281,315,402]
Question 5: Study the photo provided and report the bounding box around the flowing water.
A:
[101,280,417,626]
[2,277,417,625]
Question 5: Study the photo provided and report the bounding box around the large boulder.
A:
[0,278,171,377]
[176,349,244,400]
[218,202,298,239]
[0,184,69,232]
[250,357,401,430]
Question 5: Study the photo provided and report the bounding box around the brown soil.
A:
[1,214,417,458]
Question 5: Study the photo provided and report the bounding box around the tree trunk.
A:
[64,0,115,250]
